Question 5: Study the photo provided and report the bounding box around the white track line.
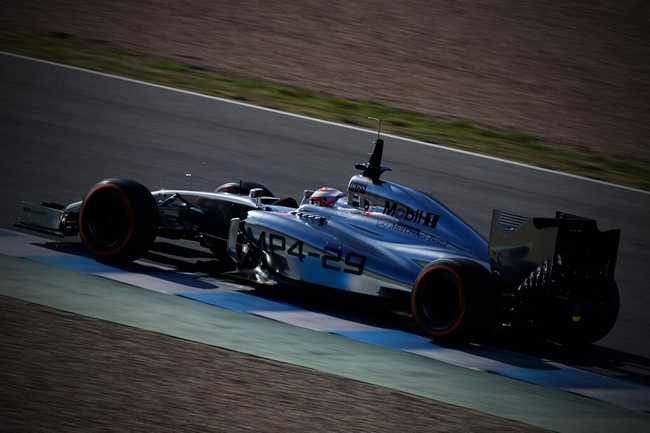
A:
[3,51,647,196]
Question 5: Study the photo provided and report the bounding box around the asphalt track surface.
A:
[0,52,648,366]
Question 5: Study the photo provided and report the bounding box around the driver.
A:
[309,187,345,207]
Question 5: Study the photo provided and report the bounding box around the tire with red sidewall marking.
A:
[79,179,158,263]
[211,181,273,261]
[411,258,495,342]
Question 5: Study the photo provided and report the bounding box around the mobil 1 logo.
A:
[382,200,440,228]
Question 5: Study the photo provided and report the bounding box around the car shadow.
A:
[34,241,226,290]
[247,278,650,386]
[30,236,650,388]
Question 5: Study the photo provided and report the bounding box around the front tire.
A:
[215,181,274,197]
[79,179,158,263]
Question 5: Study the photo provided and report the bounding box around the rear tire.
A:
[79,179,158,263]
[411,259,495,342]
[546,281,620,346]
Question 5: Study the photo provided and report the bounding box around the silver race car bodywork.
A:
[17,133,621,345]
[234,173,489,298]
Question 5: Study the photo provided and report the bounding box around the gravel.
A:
[0,296,547,432]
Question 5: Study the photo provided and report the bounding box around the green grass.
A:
[2,29,648,191]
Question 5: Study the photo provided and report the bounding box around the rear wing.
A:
[488,209,620,289]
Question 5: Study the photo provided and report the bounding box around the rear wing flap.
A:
[488,209,620,289]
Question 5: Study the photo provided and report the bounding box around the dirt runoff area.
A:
[1,0,649,163]
[0,296,547,432]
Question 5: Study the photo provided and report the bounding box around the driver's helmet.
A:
[309,187,345,207]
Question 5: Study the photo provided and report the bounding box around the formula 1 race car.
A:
[17,129,621,346]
